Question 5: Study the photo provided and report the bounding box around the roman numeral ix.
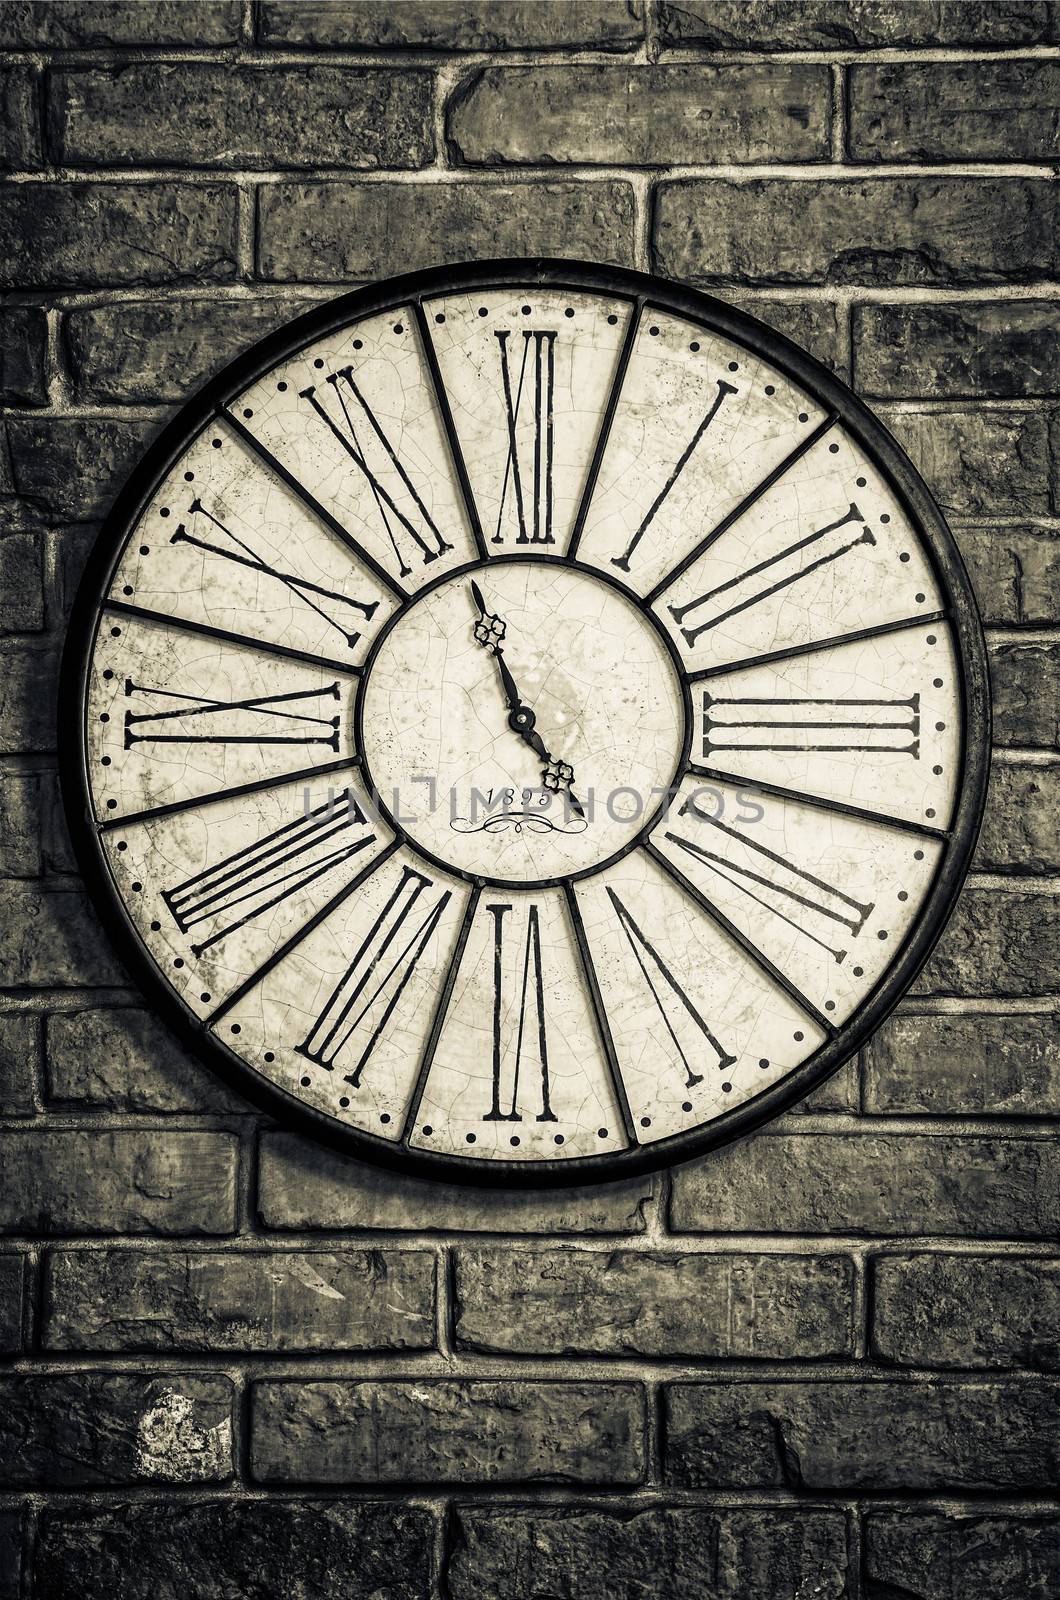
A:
[123,680,342,749]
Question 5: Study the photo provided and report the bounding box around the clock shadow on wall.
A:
[58,260,990,1188]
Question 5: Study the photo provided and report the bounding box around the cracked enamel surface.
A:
[76,275,972,1177]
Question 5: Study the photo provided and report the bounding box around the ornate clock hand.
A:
[470,581,585,817]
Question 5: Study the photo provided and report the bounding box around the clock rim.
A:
[59,257,991,1188]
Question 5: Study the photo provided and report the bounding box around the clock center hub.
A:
[358,557,686,885]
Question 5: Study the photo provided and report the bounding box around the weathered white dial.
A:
[65,263,989,1183]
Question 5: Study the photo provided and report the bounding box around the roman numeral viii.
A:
[493,329,557,546]
[171,498,379,649]
[163,790,374,957]
[301,367,453,579]
[297,864,451,1088]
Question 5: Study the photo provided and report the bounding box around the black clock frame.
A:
[59,258,991,1187]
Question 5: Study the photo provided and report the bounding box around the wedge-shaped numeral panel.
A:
[652,777,944,1021]
[87,616,359,815]
[425,289,633,554]
[658,428,944,670]
[229,310,477,590]
[211,846,470,1140]
[575,311,826,594]
[696,624,960,829]
[574,853,826,1143]
[102,772,389,1019]
[409,888,626,1159]
[107,421,395,669]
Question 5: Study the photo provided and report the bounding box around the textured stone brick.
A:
[669,1133,1060,1238]
[864,1511,1060,1600]
[454,1248,853,1358]
[45,1008,245,1114]
[0,1012,38,1117]
[252,1379,645,1485]
[0,64,38,168]
[977,763,1060,872]
[854,302,1060,400]
[51,66,434,170]
[0,1374,232,1486]
[259,0,644,50]
[0,1510,18,1600]
[0,639,60,753]
[0,184,239,290]
[258,180,636,280]
[989,642,1060,748]
[0,1253,27,1350]
[259,1131,652,1234]
[881,407,1055,519]
[872,1253,1060,1369]
[0,1131,239,1235]
[448,1506,849,1600]
[0,774,42,873]
[45,1247,436,1352]
[850,61,1060,163]
[664,1379,1060,1489]
[0,529,43,630]
[865,1011,1060,1116]
[0,1,241,46]
[958,525,1060,626]
[63,295,319,404]
[0,885,127,987]
[449,64,830,165]
[654,178,1059,287]
[796,1057,859,1113]
[4,415,160,522]
[718,294,843,374]
[657,1,1053,48]
[0,305,47,406]
[914,890,1060,996]
[35,1500,435,1600]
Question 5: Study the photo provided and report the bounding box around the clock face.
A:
[62,262,989,1184]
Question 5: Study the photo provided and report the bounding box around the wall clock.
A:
[61,260,989,1185]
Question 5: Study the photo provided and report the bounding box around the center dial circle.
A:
[360,558,686,884]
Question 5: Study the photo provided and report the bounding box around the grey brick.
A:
[0,1373,233,1486]
[988,642,1060,748]
[0,885,127,987]
[35,1500,434,1600]
[864,1511,1060,1600]
[957,526,1060,627]
[0,1131,239,1235]
[0,64,38,168]
[664,1379,1060,1488]
[913,890,1060,996]
[657,1,1053,49]
[881,407,1056,519]
[0,305,47,405]
[454,1248,854,1358]
[854,301,1060,400]
[4,415,161,522]
[0,1,241,46]
[45,1247,436,1352]
[257,180,636,280]
[258,0,644,50]
[977,763,1060,872]
[252,1379,645,1485]
[872,1253,1060,1369]
[865,1011,1060,1116]
[849,61,1060,163]
[449,64,830,165]
[51,65,434,170]
[0,1012,39,1117]
[669,1132,1060,1238]
[0,1253,27,1350]
[654,178,1059,287]
[448,1505,849,1600]
[45,1008,245,1114]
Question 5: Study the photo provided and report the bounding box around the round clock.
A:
[61,260,989,1185]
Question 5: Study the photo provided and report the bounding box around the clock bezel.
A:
[59,258,991,1187]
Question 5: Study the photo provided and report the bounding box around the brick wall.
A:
[1,3,1058,1595]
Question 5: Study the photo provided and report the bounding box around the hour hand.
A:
[470,582,520,710]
